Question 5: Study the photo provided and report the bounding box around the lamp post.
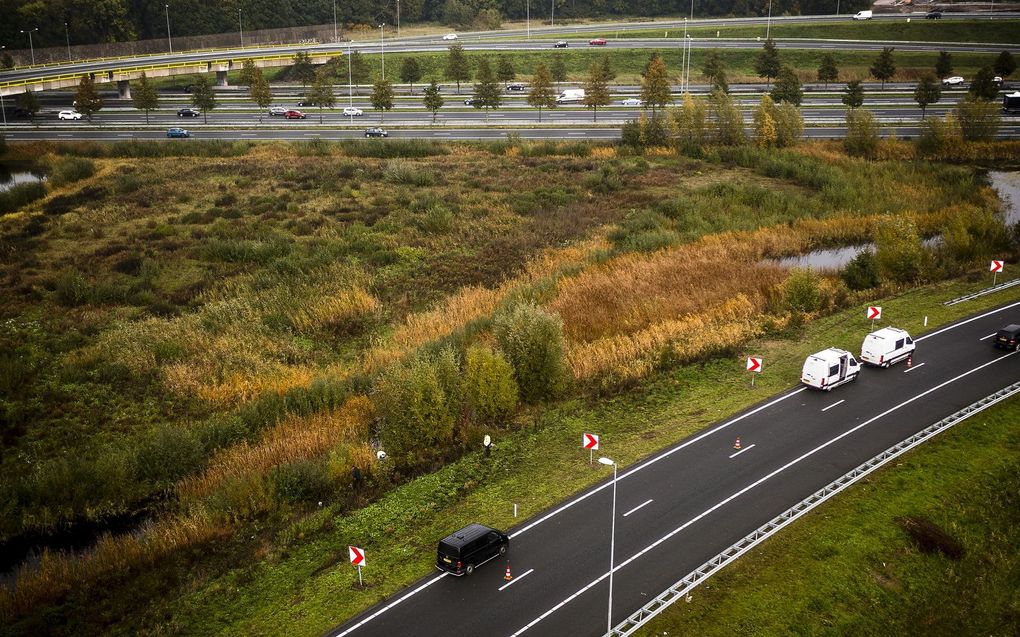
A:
[598,457,618,635]
[20,28,38,66]
[64,22,71,61]
[527,0,530,39]
[766,0,773,39]
[165,4,173,54]
[379,23,385,79]
[397,0,400,39]
[238,8,244,48]
[681,18,688,94]
[551,0,555,27]
[333,0,338,42]
[348,39,353,109]
[690,0,695,20]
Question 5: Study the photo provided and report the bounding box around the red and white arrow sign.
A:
[746,357,762,373]
[867,306,882,320]
[349,546,365,566]
[582,433,600,450]
[990,260,1003,273]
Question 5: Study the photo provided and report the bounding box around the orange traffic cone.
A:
[907,354,913,368]
[734,437,741,450]
[504,562,513,581]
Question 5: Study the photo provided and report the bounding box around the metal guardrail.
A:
[606,379,1020,637]
[943,277,1020,306]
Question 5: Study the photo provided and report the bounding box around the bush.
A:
[461,345,518,427]
[493,302,568,403]
[373,356,455,470]
[841,250,880,291]
[271,459,332,504]
[134,426,205,490]
[384,160,437,186]
[844,109,880,158]
[783,268,822,314]
[48,157,96,187]
[338,139,448,158]
[955,98,1001,142]
[0,181,47,214]
[875,215,926,283]
[916,114,964,159]
[54,268,91,306]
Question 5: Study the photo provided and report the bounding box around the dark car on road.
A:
[993,324,1020,350]
[554,40,568,48]
[508,82,526,91]
[436,523,509,576]
[365,127,388,138]
[463,97,478,105]
[926,9,943,19]
[177,107,201,117]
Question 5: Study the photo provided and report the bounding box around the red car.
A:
[589,38,607,46]
[285,109,307,119]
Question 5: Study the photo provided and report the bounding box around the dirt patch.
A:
[895,515,965,560]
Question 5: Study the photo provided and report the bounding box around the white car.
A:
[58,109,83,120]
[442,33,458,41]
[269,106,287,116]
[343,106,364,116]
[942,76,965,86]
[621,97,642,106]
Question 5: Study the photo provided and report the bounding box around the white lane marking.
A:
[904,362,926,373]
[116,134,133,137]
[499,568,535,591]
[917,300,1020,341]
[821,399,845,412]
[434,132,451,136]
[57,134,72,137]
[622,499,653,518]
[728,444,756,459]
[331,573,448,637]
[566,132,586,135]
[979,333,997,341]
[508,351,1017,636]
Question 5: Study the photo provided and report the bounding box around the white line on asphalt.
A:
[622,499,654,518]
[435,132,451,135]
[57,134,72,137]
[979,333,997,341]
[904,363,926,373]
[567,132,586,135]
[499,568,534,591]
[917,300,1020,341]
[821,399,845,412]
[331,573,448,637]
[116,134,133,137]
[508,351,1018,637]
[728,444,756,459]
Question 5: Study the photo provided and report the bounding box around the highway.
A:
[328,300,1020,637]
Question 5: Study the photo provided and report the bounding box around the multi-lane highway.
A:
[329,300,1020,637]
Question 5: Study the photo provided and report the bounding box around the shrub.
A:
[955,97,1001,142]
[296,137,332,156]
[840,250,880,291]
[338,139,448,158]
[0,181,47,214]
[844,109,880,158]
[54,268,91,306]
[783,268,823,314]
[461,345,518,427]
[48,157,96,187]
[916,114,964,159]
[270,459,332,504]
[383,160,437,186]
[875,215,926,283]
[493,302,568,403]
[134,426,205,490]
[373,357,455,470]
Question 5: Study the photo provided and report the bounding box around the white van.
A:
[556,88,586,104]
[801,348,861,391]
[860,327,915,367]
[852,10,873,20]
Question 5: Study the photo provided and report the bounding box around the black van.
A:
[435,523,509,576]
[994,324,1020,350]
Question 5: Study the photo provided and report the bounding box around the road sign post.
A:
[991,260,1003,286]
[746,357,762,387]
[867,306,882,332]
[583,433,600,465]
[349,546,365,586]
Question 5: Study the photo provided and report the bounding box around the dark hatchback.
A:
[993,324,1020,350]
[436,523,509,576]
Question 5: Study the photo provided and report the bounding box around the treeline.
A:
[0,0,871,52]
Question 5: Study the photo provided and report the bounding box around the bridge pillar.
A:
[117,79,131,99]
[216,70,229,87]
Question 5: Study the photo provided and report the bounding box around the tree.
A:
[842,80,864,109]
[753,95,779,148]
[755,38,781,87]
[249,69,272,123]
[239,59,257,87]
[400,57,423,94]
[374,357,454,471]
[307,68,336,124]
[994,50,1016,79]
[771,66,803,106]
[423,79,445,124]
[461,345,518,427]
[875,215,925,283]
[17,91,41,124]
[496,57,516,88]
[190,75,216,124]
[445,43,471,94]
[917,113,964,159]
[913,74,941,119]
[774,102,804,148]
[493,302,567,403]
[1,53,13,70]
[710,89,745,146]
[956,97,1000,141]
[640,55,673,113]
[969,66,1000,101]
[527,63,557,122]
[844,109,879,158]
[669,93,707,155]
[702,50,728,93]
[582,62,611,122]
[473,58,503,117]
[347,51,373,87]
[131,72,159,124]
[74,75,103,122]
[870,47,896,89]
[550,56,567,89]
[817,53,838,89]
[370,78,394,122]
[935,51,953,80]
[600,56,617,85]
[292,51,315,88]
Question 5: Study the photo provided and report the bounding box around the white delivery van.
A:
[852,9,873,20]
[860,326,915,367]
[556,89,586,104]
[801,348,860,391]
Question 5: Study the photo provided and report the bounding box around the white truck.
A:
[556,89,586,104]
[860,327,915,368]
[852,9,873,20]
[801,348,860,391]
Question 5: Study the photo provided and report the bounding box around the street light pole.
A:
[64,22,71,61]
[165,4,173,54]
[681,18,688,94]
[20,28,38,66]
[690,0,695,20]
[598,457,618,635]
[397,0,400,39]
[527,0,530,40]
[766,0,773,39]
[238,8,243,48]
[379,24,385,79]
[348,40,353,107]
[551,0,554,27]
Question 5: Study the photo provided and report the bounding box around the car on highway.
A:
[589,38,607,46]
[58,109,83,120]
[942,76,965,86]
[13,107,31,118]
[269,106,287,116]
[554,40,568,48]
[297,99,315,107]
[852,9,873,19]
[166,127,191,138]
[801,348,860,391]
[177,107,201,117]
[442,33,458,40]
[621,97,643,106]
[343,106,364,116]
[925,9,943,19]
[463,97,478,105]
[508,82,526,91]
[993,324,1020,350]
[436,523,508,576]
[365,127,388,138]
[860,327,915,367]
[285,109,307,119]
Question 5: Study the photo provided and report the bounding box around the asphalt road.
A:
[328,300,1020,637]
